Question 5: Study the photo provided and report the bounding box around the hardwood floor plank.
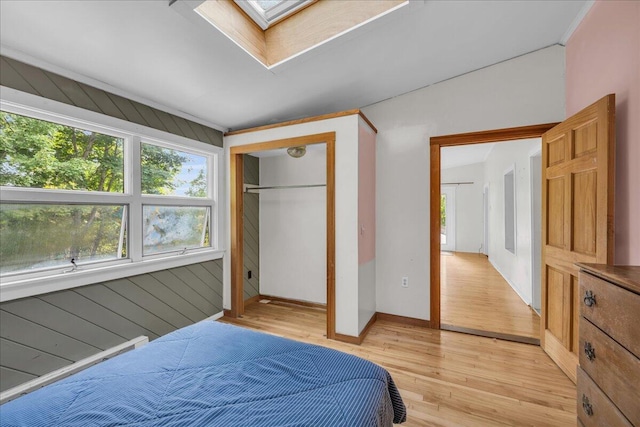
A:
[442,252,540,339]
[221,301,575,426]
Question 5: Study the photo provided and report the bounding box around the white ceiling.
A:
[441,138,542,170]
[0,0,589,131]
[441,143,496,170]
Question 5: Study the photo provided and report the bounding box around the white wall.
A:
[224,115,361,336]
[259,150,326,304]
[484,138,541,305]
[357,119,377,332]
[362,45,565,320]
[441,162,485,253]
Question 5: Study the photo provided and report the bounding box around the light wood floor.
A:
[221,301,576,426]
[442,252,540,340]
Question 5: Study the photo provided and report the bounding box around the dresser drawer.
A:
[579,317,640,425]
[577,368,633,427]
[580,272,640,356]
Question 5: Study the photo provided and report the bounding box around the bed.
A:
[0,321,406,426]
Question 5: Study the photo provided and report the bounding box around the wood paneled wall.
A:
[243,155,260,300]
[0,259,223,392]
[0,56,223,147]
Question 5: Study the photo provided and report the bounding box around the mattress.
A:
[0,321,406,426]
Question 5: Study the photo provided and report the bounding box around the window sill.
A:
[0,250,225,302]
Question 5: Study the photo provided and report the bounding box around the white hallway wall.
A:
[259,149,327,304]
[362,45,565,320]
[440,162,485,253]
[484,138,541,305]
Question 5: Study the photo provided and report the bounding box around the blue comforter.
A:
[1,321,406,426]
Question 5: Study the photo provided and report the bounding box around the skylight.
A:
[235,0,313,29]
[192,0,408,69]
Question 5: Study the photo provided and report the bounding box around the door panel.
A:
[541,94,615,383]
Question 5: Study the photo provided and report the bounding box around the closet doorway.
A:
[229,132,336,339]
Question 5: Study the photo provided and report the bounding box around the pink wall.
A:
[358,123,376,265]
[566,0,640,264]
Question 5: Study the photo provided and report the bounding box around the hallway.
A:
[441,252,540,342]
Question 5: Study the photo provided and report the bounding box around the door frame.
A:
[229,132,336,340]
[429,123,558,329]
[529,149,542,314]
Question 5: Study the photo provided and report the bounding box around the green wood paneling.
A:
[243,155,260,299]
[0,259,223,393]
[0,55,223,147]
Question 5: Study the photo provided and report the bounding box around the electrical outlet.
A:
[401,277,409,288]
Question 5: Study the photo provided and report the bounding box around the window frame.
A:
[0,86,224,302]
[234,0,313,30]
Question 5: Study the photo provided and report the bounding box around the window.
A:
[0,92,222,300]
[234,0,313,30]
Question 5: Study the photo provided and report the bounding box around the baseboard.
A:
[334,312,378,345]
[259,294,326,310]
[203,311,225,321]
[376,312,431,328]
[334,333,362,345]
[244,294,261,306]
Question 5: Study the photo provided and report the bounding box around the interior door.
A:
[541,94,615,383]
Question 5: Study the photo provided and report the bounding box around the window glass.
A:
[143,205,210,255]
[255,0,282,11]
[0,204,126,275]
[141,143,208,197]
[0,111,124,192]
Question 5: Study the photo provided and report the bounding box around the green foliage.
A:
[140,143,185,195]
[0,204,124,274]
[185,168,207,197]
[0,112,124,192]
[440,194,446,227]
[0,111,202,274]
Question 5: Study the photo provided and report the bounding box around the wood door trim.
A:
[430,123,559,147]
[229,132,336,341]
[429,123,559,330]
[225,110,377,136]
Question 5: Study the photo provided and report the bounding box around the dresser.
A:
[577,264,640,427]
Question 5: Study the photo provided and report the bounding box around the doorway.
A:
[429,123,558,336]
[229,132,336,339]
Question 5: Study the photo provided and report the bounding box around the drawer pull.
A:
[582,395,593,416]
[583,290,596,307]
[584,342,596,361]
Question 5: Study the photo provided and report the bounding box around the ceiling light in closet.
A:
[287,146,306,158]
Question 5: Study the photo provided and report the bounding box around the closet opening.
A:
[229,132,336,339]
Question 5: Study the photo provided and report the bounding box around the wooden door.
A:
[541,94,615,383]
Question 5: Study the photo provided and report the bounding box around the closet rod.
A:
[245,184,326,192]
[441,181,474,185]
